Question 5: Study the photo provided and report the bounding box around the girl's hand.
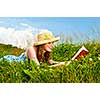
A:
[48,61,65,67]
[48,59,59,65]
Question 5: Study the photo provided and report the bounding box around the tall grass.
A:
[0,41,100,83]
[57,26,100,44]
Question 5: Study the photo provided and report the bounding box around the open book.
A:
[71,45,89,60]
[65,45,89,66]
[49,45,89,67]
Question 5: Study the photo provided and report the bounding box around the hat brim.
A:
[34,37,60,46]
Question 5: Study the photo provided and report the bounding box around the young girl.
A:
[0,31,65,66]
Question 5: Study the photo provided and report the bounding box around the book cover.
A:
[71,45,89,60]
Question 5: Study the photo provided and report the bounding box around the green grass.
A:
[0,42,100,83]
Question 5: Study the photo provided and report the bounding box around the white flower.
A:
[89,58,93,61]
[98,57,100,61]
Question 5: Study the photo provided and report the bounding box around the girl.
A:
[0,31,65,66]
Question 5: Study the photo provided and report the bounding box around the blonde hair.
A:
[36,45,52,63]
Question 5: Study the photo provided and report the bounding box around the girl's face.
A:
[43,42,54,52]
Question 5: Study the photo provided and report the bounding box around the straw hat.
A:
[34,31,60,46]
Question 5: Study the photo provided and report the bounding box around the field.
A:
[0,42,100,83]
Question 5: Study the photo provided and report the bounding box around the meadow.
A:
[0,42,100,83]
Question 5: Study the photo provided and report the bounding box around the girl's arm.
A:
[26,46,40,65]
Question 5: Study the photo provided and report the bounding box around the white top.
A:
[0,28,37,49]
[13,31,37,49]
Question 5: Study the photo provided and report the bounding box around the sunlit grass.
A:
[0,41,100,83]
